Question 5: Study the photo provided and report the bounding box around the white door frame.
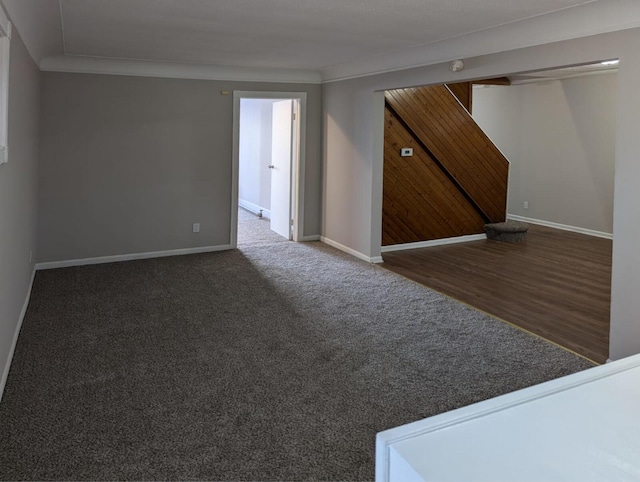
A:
[231,91,307,248]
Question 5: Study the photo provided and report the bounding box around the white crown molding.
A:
[8,0,640,85]
[321,0,640,82]
[1,0,64,65]
[39,55,322,84]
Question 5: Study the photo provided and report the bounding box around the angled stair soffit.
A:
[507,61,619,84]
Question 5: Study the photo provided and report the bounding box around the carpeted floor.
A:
[237,207,288,248]
[0,210,594,480]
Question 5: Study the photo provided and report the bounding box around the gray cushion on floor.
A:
[485,221,529,242]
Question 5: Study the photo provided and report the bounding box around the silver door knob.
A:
[268,165,275,169]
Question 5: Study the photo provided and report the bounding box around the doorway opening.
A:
[377,60,618,363]
[231,92,307,248]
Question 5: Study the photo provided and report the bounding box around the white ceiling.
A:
[58,0,596,70]
[2,0,640,82]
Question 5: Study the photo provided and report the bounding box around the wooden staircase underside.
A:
[383,83,509,246]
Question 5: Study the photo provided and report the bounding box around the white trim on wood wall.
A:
[0,266,36,402]
[381,233,487,253]
[239,199,271,219]
[507,214,613,240]
[35,245,233,270]
[321,236,383,264]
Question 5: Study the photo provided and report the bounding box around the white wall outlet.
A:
[192,223,200,233]
[523,201,529,209]
[400,148,414,157]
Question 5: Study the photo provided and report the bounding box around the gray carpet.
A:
[0,211,594,481]
[237,207,288,247]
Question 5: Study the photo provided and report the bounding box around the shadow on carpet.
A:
[0,240,594,480]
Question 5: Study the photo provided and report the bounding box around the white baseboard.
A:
[1,266,36,402]
[320,236,383,263]
[35,245,233,270]
[507,214,613,240]
[300,235,321,242]
[239,199,271,219]
[381,233,487,253]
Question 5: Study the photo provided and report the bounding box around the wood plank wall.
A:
[383,84,509,246]
[446,82,472,113]
[383,108,486,245]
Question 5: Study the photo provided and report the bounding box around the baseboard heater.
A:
[239,199,271,219]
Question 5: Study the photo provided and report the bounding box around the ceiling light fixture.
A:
[601,59,620,66]
[449,59,465,72]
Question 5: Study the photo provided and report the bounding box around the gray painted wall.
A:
[38,73,321,262]
[321,28,640,360]
[0,30,41,396]
[472,73,617,234]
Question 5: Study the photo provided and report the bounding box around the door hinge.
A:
[292,112,296,120]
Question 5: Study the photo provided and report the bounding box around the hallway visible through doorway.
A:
[237,207,288,248]
[237,98,296,242]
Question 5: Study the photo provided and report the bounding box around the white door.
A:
[269,100,294,239]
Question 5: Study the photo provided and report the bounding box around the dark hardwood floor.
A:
[381,224,612,363]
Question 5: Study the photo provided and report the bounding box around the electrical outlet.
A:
[192,223,200,233]
[523,201,529,210]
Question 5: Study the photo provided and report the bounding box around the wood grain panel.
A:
[385,85,508,223]
[446,82,472,113]
[382,224,611,363]
[383,107,486,246]
[472,77,511,86]
[396,87,507,216]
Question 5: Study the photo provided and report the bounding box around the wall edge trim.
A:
[39,55,322,84]
[507,214,613,239]
[381,233,487,252]
[320,236,381,263]
[0,266,36,402]
[35,245,234,270]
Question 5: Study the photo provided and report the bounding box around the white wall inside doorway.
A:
[239,98,277,218]
[231,90,308,248]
